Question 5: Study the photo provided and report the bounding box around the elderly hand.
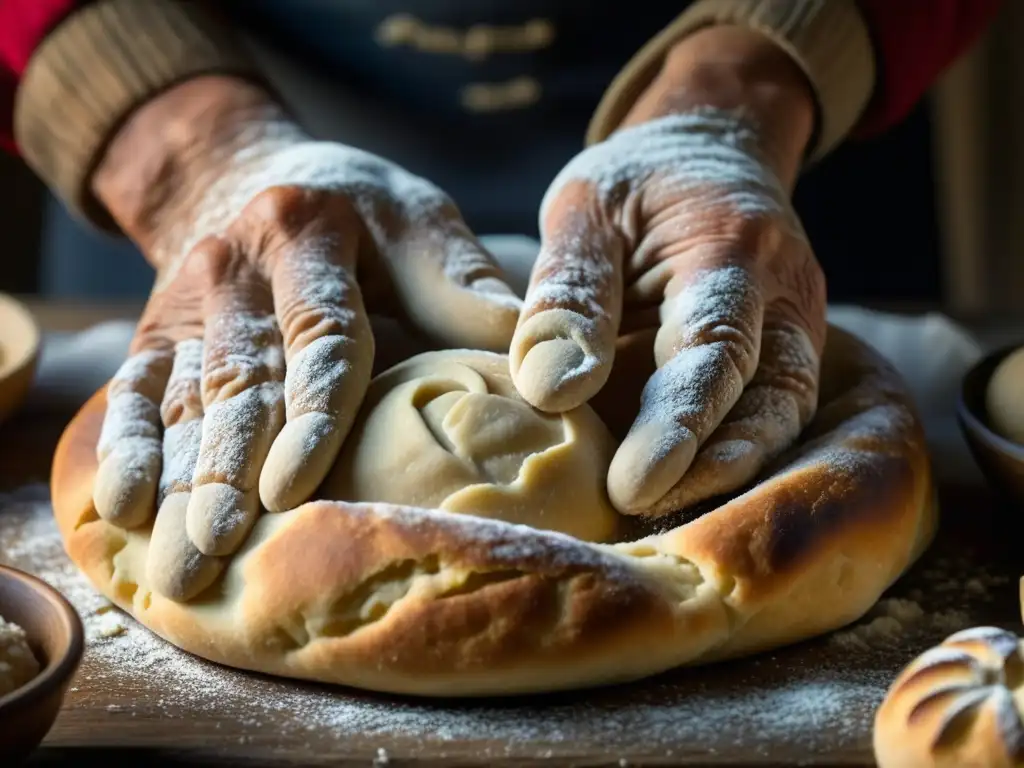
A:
[90,76,521,599]
[511,26,826,516]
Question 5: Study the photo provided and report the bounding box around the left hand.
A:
[510,25,826,516]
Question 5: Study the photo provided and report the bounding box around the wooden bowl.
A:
[0,565,84,762]
[0,294,40,427]
[958,344,1024,502]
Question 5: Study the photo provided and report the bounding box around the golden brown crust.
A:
[874,626,1024,768]
[50,325,936,696]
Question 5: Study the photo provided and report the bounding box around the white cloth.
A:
[827,306,984,485]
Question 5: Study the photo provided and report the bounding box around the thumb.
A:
[384,216,523,352]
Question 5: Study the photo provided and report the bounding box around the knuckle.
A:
[716,333,759,380]
[244,186,361,238]
[161,376,203,425]
[731,211,788,256]
[202,354,274,402]
[769,248,827,334]
[183,237,242,289]
[135,293,204,347]
[279,303,351,351]
[129,324,173,357]
[540,178,599,230]
[249,186,324,230]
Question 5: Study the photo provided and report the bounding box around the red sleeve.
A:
[0,0,82,154]
[854,0,1004,137]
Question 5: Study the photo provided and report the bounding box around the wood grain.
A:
[0,305,1020,767]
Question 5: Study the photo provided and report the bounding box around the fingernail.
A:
[93,444,160,528]
[186,483,259,556]
[607,421,697,514]
[260,412,340,513]
[148,492,225,601]
[511,310,611,412]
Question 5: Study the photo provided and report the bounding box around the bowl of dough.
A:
[0,565,84,761]
[958,344,1024,502]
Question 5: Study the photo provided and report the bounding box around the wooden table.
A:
[2,302,1023,767]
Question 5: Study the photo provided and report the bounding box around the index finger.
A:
[607,260,763,514]
[509,180,623,413]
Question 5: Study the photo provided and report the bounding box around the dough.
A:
[986,346,1024,444]
[0,615,40,697]
[324,351,620,542]
[50,325,936,697]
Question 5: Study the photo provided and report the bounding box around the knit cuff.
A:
[586,0,876,163]
[13,0,260,230]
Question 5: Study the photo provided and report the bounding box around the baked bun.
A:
[50,325,936,696]
[874,626,1024,768]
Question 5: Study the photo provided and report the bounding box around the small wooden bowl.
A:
[0,294,40,427]
[958,344,1024,502]
[0,565,84,762]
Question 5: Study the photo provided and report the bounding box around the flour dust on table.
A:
[0,483,998,760]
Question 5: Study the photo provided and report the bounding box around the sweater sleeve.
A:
[1,0,258,229]
[587,0,1005,161]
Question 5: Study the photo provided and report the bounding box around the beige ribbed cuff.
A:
[586,0,876,162]
[14,0,260,230]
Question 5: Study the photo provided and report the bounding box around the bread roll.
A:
[874,626,1024,768]
[50,325,936,696]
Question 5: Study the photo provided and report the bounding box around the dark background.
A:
[0,100,940,305]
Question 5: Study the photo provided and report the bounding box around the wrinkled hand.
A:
[511,28,825,517]
[91,79,520,599]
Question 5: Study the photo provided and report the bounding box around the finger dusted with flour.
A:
[148,338,225,601]
[185,248,285,556]
[260,194,374,514]
[610,262,765,514]
[373,187,522,354]
[93,346,172,528]
[664,315,820,511]
[510,181,623,413]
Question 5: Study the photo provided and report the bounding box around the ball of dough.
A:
[986,346,1024,444]
[322,350,621,542]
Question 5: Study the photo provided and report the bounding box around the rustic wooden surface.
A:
[1,303,1023,767]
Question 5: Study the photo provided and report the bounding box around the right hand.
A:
[90,77,521,600]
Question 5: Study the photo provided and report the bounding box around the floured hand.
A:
[90,77,521,599]
[512,26,825,516]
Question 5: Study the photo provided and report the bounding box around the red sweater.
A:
[0,0,1005,156]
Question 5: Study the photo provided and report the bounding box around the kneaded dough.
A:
[323,350,621,543]
[0,615,40,697]
[986,346,1024,444]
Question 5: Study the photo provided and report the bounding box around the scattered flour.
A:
[0,484,1012,760]
[829,556,1010,653]
[831,599,941,652]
